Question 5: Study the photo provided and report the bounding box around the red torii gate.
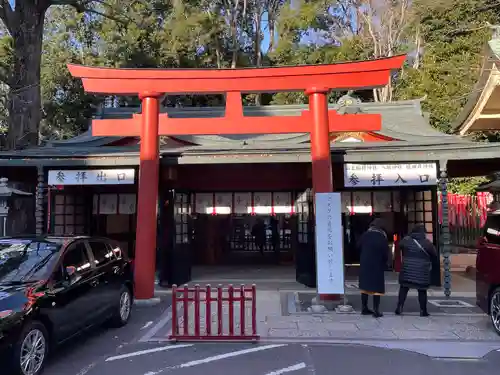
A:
[69,56,405,300]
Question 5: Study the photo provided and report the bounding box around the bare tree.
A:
[265,0,285,52]
[357,0,412,102]
[221,0,249,68]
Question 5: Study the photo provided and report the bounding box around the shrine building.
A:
[1,97,499,292]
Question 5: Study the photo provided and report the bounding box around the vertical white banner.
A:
[315,192,345,294]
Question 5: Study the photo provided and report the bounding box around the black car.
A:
[0,236,134,375]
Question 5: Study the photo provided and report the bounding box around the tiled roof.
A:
[1,99,494,166]
[47,99,464,148]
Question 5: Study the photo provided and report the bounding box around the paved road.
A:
[40,291,500,375]
[44,295,171,375]
[47,341,500,375]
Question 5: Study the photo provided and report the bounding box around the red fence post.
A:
[251,284,257,336]
[217,285,223,336]
[194,284,200,338]
[228,284,234,336]
[206,284,212,336]
[183,285,189,336]
[240,285,245,335]
[171,285,178,337]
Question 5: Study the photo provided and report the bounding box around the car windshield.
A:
[0,239,61,284]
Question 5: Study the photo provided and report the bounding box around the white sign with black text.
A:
[48,169,135,185]
[344,163,437,188]
[315,192,345,295]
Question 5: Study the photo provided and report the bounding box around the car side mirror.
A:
[477,236,487,247]
[65,266,77,280]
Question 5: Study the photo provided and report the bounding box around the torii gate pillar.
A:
[307,87,337,301]
[307,87,333,193]
[134,93,161,300]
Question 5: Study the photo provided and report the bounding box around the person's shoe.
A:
[361,308,374,315]
[395,306,402,315]
[373,311,383,318]
[420,310,430,317]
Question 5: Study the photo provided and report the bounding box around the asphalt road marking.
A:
[178,344,287,368]
[432,357,485,362]
[138,306,173,342]
[264,363,307,375]
[75,363,96,375]
[105,344,193,362]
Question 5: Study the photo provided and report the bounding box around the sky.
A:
[261,12,271,53]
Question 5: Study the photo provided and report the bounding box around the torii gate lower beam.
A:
[69,55,405,300]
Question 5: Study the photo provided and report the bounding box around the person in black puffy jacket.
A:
[395,224,437,317]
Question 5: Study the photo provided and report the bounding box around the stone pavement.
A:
[155,269,497,345]
[166,289,499,343]
[260,311,500,341]
[253,290,500,341]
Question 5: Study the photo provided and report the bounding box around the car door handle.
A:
[90,279,99,287]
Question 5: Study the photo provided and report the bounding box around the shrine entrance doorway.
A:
[191,212,296,266]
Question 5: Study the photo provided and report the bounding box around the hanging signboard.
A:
[253,192,272,214]
[191,191,296,215]
[48,169,135,185]
[315,192,345,294]
[340,191,350,213]
[118,194,137,214]
[350,191,372,214]
[273,192,292,213]
[214,193,232,214]
[194,193,214,214]
[234,192,252,214]
[99,194,118,215]
[344,163,437,188]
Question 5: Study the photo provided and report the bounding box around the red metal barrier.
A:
[169,284,259,342]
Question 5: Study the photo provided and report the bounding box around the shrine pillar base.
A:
[134,93,161,300]
[306,87,340,302]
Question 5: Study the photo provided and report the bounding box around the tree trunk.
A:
[7,3,46,149]
[254,8,262,105]
[215,36,223,69]
[230,18,238,68]
[268,23,275,52]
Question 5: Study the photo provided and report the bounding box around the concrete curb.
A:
[134,297,162,307]
[256,337,500,344]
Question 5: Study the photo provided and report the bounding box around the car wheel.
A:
[490,287,500,335]
[109,286,132,328]
[12,321,49,375]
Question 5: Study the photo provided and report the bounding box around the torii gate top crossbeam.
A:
[68,55,406,95]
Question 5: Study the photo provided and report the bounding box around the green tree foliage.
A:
[41,6,103,139]
[394,0,500,133]
[0,29,11,135]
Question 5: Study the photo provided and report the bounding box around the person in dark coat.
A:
[252,218,266,256]
[358,218,389,318]
[395,224,437,317]
[269,217,280,262]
